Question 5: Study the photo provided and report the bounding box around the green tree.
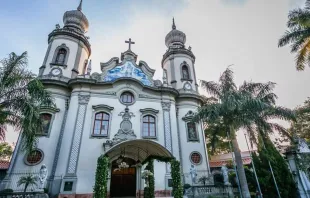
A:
[0,52,54,152]
[0,142,13,160]
[17,175,38,193]
[193,68,294,198]
[289,98,310,142]
[252,137,298,198]
[278,0,310,70]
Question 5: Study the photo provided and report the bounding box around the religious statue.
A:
[39,164,48,189]
[221,165,230,185]
[189,164,197,184]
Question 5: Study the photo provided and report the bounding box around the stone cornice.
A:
[68,77,179,96]
[178,93,204,103]
[48,28,91,56]
[162,48,195,67]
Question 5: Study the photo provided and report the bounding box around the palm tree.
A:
[0,52,54,152]
[278,0,310,71]
[193,68,295,198]
[17,174,38,193]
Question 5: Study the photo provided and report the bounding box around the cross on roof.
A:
[125,38,135,51]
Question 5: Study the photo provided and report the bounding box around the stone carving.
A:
[78,94,90,104]
[154,80,163,87]
[110,107,136,145]
[38,164,48,189]
[161,102,171,111]
[91,72,101,81]
[221,165,230,185]
[190,164,197,184]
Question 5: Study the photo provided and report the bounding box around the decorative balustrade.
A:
[185,185,239,198]
[0,192,48,198]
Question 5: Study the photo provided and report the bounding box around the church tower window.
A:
[93,112,110,136]
[182,65,190,80]
[55,48,67,65]
[142,115,156,138]
[41,113,52,135]
[120,92,135,105]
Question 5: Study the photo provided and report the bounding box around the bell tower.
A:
[162,19,198,92]
[39,0,91,79]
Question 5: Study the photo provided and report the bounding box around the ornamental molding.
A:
[182,110,195,121]
[161,102,171,111]
[40,106,60,114]
[140,108,159,114]
[92,104,114,112]
[78,94,90,105]
[108,107,136,145]
[139,94,158,100]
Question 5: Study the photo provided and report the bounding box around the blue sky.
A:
[1,0,309,149]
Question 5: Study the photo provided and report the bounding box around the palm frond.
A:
[295,38,310,70]
[199,80,221,98]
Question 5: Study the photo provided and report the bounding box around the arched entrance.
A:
[104,139,174,198]
[110,158,136,197]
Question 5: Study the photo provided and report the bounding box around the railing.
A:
[0,192,48,198]
[185,185,239,198]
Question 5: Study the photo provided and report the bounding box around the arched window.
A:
[182,65,190,79]
[142,115,156,137]
[120,92,134,104]
[93,112,110,136]
[55,48,67,65]
[41,113,52,134]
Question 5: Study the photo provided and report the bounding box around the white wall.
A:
[43,38,78,78]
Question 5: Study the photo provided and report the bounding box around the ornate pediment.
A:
[102,61,153,86]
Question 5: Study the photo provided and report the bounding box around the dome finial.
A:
[172,17,176,30]
[77,0,83,11]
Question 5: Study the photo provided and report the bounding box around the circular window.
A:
[120,92,135,105]
[25,149,44,165]
[190,152,202,164]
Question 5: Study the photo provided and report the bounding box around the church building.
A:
[4,1,210,197]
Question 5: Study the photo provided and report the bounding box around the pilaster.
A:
[161,101,172,153]
[62,94,90,193]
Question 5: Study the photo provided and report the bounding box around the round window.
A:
[190,152,202,164]
[120,92,135,105]
[25,149,44,165]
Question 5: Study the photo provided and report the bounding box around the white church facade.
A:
[4,1,210,197]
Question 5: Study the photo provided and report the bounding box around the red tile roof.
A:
[209,157,252,168]
[0,161,10,169]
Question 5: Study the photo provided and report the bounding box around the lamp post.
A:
[244,132,263,198]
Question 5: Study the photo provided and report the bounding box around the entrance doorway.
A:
[110,158,136,197]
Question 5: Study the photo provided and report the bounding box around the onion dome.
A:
[165,18,186,48]
[63,0,89,33]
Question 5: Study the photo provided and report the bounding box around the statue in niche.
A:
[187,122,198,141]
[221,165,230,185]
[38,164,48,189]
[189,164,197,184]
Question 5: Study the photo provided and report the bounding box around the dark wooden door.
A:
[110,167,136,197]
